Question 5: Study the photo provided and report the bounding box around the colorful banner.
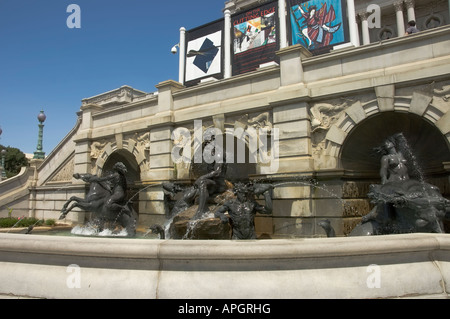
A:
[288,0,348,55]
[185,19,224,87]
[231,1,279,76]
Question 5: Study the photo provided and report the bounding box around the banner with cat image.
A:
[288,0,349,55]
[231,1,279,76]
[185,19,224,87]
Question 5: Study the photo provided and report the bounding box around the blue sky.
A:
[0,0,225,155]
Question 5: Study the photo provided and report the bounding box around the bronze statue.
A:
[60,162,137,236]
[162,182,198,218]
[215,182,273,239]
[164,130,275,239]
[320,133,449,237]
[193,134,228,220]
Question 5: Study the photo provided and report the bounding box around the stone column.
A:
[269,102,315,237]
[147,126,175,181]
[178,27,186,85]
[137,125,175,222]
[278,0,288,49]
[224,10,232,79]
[271,102,314,174]
[148,80,184,182]
[139,80,184,223]
[347,0,360,47]
[358,11,371,45]
[405,0,416,22]
[394,1,406,36]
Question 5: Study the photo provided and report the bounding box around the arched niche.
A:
[340,112,450,176]
[101,149,141,215]
[190,131,258,182]
[102,149,141,183]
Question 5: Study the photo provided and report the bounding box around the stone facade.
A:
[1,0,450,237]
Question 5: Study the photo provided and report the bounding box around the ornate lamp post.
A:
[33,110,47,160]
[1,149,6,180]
[0,128,5,180]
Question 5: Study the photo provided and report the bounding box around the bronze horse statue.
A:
[60,163,137,236]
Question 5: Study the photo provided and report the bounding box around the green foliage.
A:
[0,217,44,228]
[45,219,56,226]
[0,145,29,178]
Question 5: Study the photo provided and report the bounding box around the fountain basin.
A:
[0,233,449,299]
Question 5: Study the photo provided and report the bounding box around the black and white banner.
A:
[184,19,224,87]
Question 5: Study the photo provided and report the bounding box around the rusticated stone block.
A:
[342,199,372,217]
[342,217,363,236]
[342,181,374,198]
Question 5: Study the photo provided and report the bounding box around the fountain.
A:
[319,133,450,237]
[1,130,450,299]
[1,0,450,299]
[57,132,449,241]
[157,132,275,240]
[161,131,234,239]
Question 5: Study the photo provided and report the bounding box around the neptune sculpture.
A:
[321,133,450,237]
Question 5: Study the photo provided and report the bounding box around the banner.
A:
[288,0,348,55]
[231,1,279,76]
[185,19,224,87]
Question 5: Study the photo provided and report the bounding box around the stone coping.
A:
[1,232,449,260]
[0,233,450,299]
[1,233,449,299]
[0,225,73,234]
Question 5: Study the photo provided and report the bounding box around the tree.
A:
[0,145,29,178]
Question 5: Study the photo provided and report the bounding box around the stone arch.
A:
[191,130,258,182]
[322,90,450,175]
[174,123,258,182]
[94,139,145,182]
[95,141,144,216]
[340,112,450,175]
[102,150,140,183]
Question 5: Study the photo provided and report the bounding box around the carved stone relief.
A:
[132,131,150,154]
[309,98,352,161]
[90,140,108,159]
[49,157,75,183]
[434,83,450,103]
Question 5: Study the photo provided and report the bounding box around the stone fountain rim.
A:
[0,233,448,261]
[1,233,449,299]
